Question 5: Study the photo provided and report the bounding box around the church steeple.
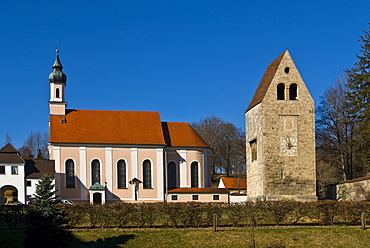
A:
[49,49,67,116]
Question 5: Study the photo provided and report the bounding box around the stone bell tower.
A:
[246,50,317,201]
[48,49,67,116]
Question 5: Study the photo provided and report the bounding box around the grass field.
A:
[1,226,370,247]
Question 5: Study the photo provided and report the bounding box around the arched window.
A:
[117,160,127,189]
[65,159,75,188]
[277,83,285,100]
[289,83,298,100]
[167,162,177,189]
[91,159,100,184]
[56,88,60,98]
[191,162,199,188]
[143,160,152,189]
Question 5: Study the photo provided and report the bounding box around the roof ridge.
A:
[246,50,288,112]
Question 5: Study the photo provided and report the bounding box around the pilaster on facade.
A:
[79,147,87,200]
[156,148,164,201]
[130,148,138,201]
[179,150,187,187]
[105,147,113,200]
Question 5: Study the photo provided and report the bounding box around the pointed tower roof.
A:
[48,49,67,85]
[246,50,287,112]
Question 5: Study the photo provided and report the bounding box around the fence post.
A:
[361,212,366,230]
[213,214,217,232]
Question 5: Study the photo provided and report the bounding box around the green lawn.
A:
[2,226,370,247]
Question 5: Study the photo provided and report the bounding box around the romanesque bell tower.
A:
[48,49,67,116]
[246,50,317,201]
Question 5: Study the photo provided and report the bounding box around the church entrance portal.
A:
[93,192,102,204]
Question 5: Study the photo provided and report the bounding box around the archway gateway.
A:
[0,185,18,205]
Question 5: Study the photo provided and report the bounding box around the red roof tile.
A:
[162,122,210,148]
[220,178,247,190]
[50,109,166,145]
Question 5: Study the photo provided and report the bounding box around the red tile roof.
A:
[220,177,247,190]
[246,50,286,112]
[162,122,209,148]
[50,109,166,145]
[50,109,210,148]
[168,188,229,194]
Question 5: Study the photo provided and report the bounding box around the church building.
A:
[48,50,214,204]
[245,50,317,202]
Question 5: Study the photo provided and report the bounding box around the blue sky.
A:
[0,1,369,148]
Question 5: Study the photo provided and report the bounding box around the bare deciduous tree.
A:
[191,116,246,179]
[19,132,49,159]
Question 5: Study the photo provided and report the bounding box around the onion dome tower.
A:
[48,49,67,116]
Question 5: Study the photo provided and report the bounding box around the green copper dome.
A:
[48,50,67,84]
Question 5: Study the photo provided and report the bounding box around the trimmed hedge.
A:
[61,200,370,228]
[1,201,369,229]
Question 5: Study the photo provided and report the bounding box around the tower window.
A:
[277,83,285,100]
[250,140,257,162]
[56,88,60,98]
[284,67,291,74]
[289,83,298,100]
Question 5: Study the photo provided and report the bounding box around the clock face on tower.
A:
[281,137,297,155]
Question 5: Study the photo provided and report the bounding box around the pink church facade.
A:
[48,51,213,204]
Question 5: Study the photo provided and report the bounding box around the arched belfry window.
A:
[117,160,127,189]
[289,83,298,100]
[277,83,285,100]
[56,88,60,98]
[143,160,152,189]
[91,159,100,184]
[167,162,177,189]
[65,159,75,188]
[191,162,199,188]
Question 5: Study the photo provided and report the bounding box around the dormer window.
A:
[277,83,285,100]
[289,83,298,100]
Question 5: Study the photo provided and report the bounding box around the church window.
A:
[117,160,127,189]
[143,160,152,189]
[91,159,100,184]
[250,140,257,162]
[0,166,5,174]
[167,161,177,189]
[289,83,298,100]
[191,162,199,188]
[56,88,60,98]
[277,83,285,100]
[66,159,75,188]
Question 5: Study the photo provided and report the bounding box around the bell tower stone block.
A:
[246,50,317,201]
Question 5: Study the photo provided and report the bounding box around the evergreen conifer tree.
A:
[25,175,71,248]
[346,24,370,170]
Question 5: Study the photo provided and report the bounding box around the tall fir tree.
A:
[345,24,370,170]
[25,175,71,248]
